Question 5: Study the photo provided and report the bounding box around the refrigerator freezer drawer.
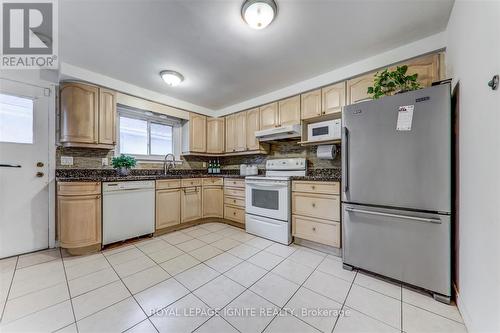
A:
[342,203,451,296]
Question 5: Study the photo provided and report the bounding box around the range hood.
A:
[255,124,302,141]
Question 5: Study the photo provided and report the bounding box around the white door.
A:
[0,78,50,258]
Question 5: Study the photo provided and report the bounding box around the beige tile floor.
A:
[0,222,466,333]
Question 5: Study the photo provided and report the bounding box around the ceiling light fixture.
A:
[160,70,184,87]
[241,0,277,30]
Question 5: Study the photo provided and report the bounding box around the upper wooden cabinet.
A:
[225,113,236,153]
[246,108,261,151]
[206,117,225,154]
[234,112,247,152]
[278,95,301,126]
[60,83,116,149]
[301,89,322,120]
[403,53,440,88]
[347,72,375,105]
[259,102,279,130]
[322,82,346,115]
[183,113,207,153]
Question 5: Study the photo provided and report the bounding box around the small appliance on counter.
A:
[245,158,306,244]
[240,164,258,176]
[307,118,341,142]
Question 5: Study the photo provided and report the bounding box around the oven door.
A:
[245,180,290,221]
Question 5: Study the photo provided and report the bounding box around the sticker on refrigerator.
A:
[396,105,414,131]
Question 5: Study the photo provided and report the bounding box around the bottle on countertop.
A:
[208,160,213,174]
[216,159,221,174]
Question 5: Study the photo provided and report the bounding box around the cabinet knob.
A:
[312,227,316,231]
[36,172,44,177]
[311,186,315,190]
[233,200,236,204]
[312,203,316,208]
[36,162,44,167]
[233,212,236,215]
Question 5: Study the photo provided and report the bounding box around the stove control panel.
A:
[266,158,306,171]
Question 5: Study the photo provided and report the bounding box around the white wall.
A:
[445,1,500,332]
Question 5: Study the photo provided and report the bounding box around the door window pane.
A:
[119,116,147,155]
[150,123,173,155]
[252,189,279,210]
[0,93,33,144]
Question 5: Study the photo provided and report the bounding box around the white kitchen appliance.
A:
[255,124,302,141]
[103,181,155,245]
[245,158,306,244]
[307,119,341,142]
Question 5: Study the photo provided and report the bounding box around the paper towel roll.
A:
[317,144,337,160]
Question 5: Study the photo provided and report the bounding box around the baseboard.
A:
[454,283,472,332]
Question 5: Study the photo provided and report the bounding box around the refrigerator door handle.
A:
[343,126,349,192]
[345,207,442,224]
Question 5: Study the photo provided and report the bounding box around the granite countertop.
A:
[55,168,341,182]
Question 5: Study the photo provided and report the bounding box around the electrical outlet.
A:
[60,156,73,166]
[202,162,207,168]
[102,158,109,166]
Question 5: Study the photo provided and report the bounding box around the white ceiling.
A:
[60,0,454,112]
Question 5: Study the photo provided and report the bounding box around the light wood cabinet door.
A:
[207,117,225,153]
[246,108,260,151]
[322,82,346,115]
[259,102,279,130]
[156,189,181,229]
[98,88,116,145]
[404,53,440,88]
[58,194,101,248]
[202,186,223,218]
[189,113,207,153]
[225,114,236,153]
[292,192,340,221]
[60,83,99,144]
[278,95,301,126]
[301,89,322,120]
[181,187,202,222]
[347,72,375,105]
[234,111,247,152]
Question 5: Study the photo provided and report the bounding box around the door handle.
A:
[0,164,21,168]
[36,172,44,177]
[343,127,349,193]
[345,207,442,224]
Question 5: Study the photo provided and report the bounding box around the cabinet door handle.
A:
[312,203,316,208]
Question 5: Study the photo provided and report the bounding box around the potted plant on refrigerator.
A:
[111,154,137,176]
[367,65,422,99]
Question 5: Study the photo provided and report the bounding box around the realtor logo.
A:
[1,0,58,69]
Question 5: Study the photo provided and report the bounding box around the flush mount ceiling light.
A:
[160,70,184,87]
[241,0,277,30]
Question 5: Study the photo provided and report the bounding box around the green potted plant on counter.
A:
[112,154,137,176]
[367,65,421,99]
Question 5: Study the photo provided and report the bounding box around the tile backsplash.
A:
[56,140,340,171]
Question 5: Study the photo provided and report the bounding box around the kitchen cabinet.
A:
[202,179,223,218]
[259,102,279,130]
[347,72,375,105]
[223,178,245,225]
[156,188,181,230]
[181,179,202,222]
[184,113,207,153]
[57,182,101,254]
[301,89,322,120]
[246,108,261,151]
[291,181,340,248]
[60,83,116,149]
[234,112,247,152]
[225,113,236,153]
[322,82,346,115]
[404,53,440,88]
[278,95,301,126]
[207,117,225,154]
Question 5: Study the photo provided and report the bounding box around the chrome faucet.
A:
[163,153,176,175]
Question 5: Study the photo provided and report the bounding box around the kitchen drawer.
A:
[224,204,245,224]
[156,179,181,190]
[224,178,245,188]
[224,187,245,198]
[292,192,340,221]
[203,178,223,186]
[224,196,245,208]
[292,181,340,195]
[292,215,340,248]
[181,178,202,187]
[58,182,101,196]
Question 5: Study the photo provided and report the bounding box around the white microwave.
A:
[307,119,342,142]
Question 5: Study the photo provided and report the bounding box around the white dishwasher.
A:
[103,181,155,245]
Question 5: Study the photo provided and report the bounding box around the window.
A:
[117,106,179,159]
[0,93,33,144]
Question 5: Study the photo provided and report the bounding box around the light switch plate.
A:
[60,156,73,166]
[102,157,109,166]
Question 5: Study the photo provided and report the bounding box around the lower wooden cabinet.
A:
[181,186,202,222]
[292,215,340,248]
[202,185,223,218]
[224,205,245,224]
[57,182,101,251]
[156,188,181,229]
[224,178,246,225]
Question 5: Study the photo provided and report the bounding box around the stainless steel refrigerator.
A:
[342,84,451,303]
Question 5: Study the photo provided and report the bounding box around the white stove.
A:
[245,158,306,244]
